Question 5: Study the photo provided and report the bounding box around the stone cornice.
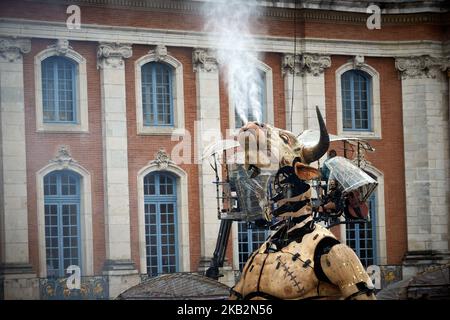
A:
[23,0,448,23]
[0,37,31,62]
[1,18,447,58]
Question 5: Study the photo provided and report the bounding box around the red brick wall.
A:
[125,45,201,272]
[325,55,408,264]
[23,39,105,275]
[0,1,445,41]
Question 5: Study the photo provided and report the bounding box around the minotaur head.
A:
[237,106,329,180]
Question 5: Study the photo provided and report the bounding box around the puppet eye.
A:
[279,133,289,144]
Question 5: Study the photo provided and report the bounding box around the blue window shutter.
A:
[237,222,270,271]
[144,172,179,276]
[346,194,377,267]
[341,70,372,131]
[44,170,81,278]
[41,56,77,124]
[141,62,174,127]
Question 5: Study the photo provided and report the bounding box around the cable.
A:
[290,0,298,132]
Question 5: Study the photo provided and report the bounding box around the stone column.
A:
[301,53,331,130]
[395,56,450,277]
[192,48,232,282]
[0,37,38,299]
[97,42,139,298]
[282,53,304,135]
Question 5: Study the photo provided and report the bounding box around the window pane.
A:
[144,172,178,276]
[44,171,80,277]
[341,70,371,131]
[142,63,173,127]
[346,194,377,267]
[42,56,76,123]
[237,222,269,271]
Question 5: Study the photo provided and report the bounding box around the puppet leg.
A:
[320,243,376,300]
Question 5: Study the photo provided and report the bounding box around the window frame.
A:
[335,61,381,139]
[34,45,89,133]
[341,69,372,132]
[141,62,175,127]
[44,170,82,278]
[135,50,185,135]
[143,172,179,276]
[228,60,274,131]
[236,222,270,271]
[234,69,267,129]
[137,164,190,275]
[36,161,94,278]
[41,56,78,124]
[345,194,377,268]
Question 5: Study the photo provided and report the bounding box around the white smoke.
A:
[202,0,265,125]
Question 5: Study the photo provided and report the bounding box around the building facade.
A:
[0,0,449,299]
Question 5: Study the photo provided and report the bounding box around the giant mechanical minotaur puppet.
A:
[205,107,376,300]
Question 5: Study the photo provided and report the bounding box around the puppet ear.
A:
[294,162,320,180]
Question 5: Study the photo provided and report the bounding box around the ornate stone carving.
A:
[353,55,365,69]
[47,39,71,56]
[149,148,173,169]
[149,44,168,61]
[302,53,331,76]
[97,42,132,68]
[49,145,78,168]
[282,53,302,76]
[395,55,447,79]
[0,37,31,62]
[351,147,371,170]
[192,48,218,72]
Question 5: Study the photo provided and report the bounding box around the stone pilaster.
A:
[282,53,330,135]
[301,53,330,130]
[97,42,139,298]
[395,55,450,276]
[282,53,304,135]
[192,48,224,275]
[0,37,38,299]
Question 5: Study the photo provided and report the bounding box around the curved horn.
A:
[302,106,330,163]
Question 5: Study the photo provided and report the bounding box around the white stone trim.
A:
[134,46,185,135]
[36,161,94,277]
[34,42,89,133]
[340,165,387,265]
[1,19,446,58]
[335,60,382,139]
[0,37,31,267]
[228,59,274,130]
[136,164,190,274]
[231,222,240,271]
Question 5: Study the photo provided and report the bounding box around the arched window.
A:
[141,62,174,127]
[234,69,266,128]
[346,194,377,267]
[237,222,270,271]
[144,172,178,276]
[44,170,81,278]
[341,70,372,131]
[41,56,77,123]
